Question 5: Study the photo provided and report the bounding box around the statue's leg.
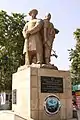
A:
[45,47,51,64]
[28,51,34,64]
[36,51,43,64]
[25,52,30,65]
[25,51,34,65]
[36,37,43,64]
[31,50,37,64]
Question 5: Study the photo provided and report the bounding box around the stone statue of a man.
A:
[22,9,43,65]
[43,13,55,65]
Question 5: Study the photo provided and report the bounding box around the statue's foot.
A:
[42,63,58,70]
[46,62,51,65]
[37,61,41,64]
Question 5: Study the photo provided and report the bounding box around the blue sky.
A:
[0,0,80,70]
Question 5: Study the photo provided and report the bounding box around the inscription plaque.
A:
[12,89,17,104]
[41,76,63,93]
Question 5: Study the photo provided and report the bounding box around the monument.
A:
[12,9,73,120]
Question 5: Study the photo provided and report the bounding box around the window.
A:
[6,94,8,101]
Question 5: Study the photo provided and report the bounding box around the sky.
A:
[0,0,80,70]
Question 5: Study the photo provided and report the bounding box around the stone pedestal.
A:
[12,66,72,120]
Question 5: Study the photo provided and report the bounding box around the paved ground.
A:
[77,110,80,120]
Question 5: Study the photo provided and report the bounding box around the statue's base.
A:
[41,63,58,69]
[18,63,58,72]
[12,66,72,120]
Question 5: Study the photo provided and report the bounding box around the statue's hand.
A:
[26,33,30,39]
[44,43,48,48]
[26,30,30,34]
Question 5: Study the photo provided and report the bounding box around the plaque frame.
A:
[41,76,63,93]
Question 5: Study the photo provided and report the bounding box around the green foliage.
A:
[0,10,26,91]
[69,28,80,85]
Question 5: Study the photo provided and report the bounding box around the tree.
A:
[0,10,26,91]
[69,28,80,85]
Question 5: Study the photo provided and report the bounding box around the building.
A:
[0,91,12,110]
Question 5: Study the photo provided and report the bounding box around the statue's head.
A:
[29,9,38,18]
[45,13,51,21]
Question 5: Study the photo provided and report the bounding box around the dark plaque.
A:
[12,89,17,104]
[41,76,63,93]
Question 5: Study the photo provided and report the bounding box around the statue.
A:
[22,9,43,65]
[22,9,59,69]
[43,13,56,65]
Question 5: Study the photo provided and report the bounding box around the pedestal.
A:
[12,66,72,120]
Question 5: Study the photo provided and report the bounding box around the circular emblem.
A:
[44,95,61,115]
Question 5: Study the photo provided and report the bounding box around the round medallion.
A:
[44,95,61,115]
